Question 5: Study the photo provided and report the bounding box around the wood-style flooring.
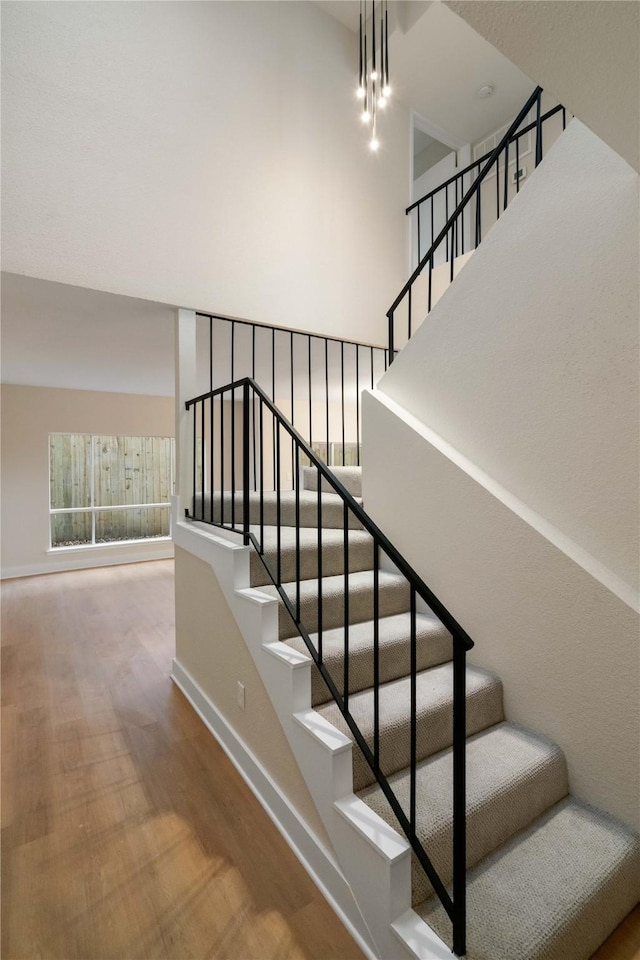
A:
[1,559,638,960]
[1,560,364,960]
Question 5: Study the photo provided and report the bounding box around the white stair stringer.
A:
[172,510,456,960]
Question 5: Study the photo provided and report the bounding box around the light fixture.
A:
[359,0,390,149]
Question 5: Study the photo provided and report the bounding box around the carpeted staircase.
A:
[238,466,640,960]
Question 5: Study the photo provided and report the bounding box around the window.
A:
[49,434,174,548]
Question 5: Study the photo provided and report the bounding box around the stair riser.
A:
[301,628,454,706]
[277,581,411,641]
[250,537,375,587]
[194,493,364,530]
[302,466,363,498]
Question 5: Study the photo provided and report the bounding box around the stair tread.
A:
[316,662,503,789]
[416,796,640,960]
[258,568,412,640]
[286,612,453,705]
[359,721,569,903]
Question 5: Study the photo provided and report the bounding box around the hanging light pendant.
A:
[358,0,390,150]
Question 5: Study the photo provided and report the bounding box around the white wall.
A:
[446,0,640,172]
[379,121,639,598]
[1,384,175,578]
[1,1,409,346]
[361,389,640,832]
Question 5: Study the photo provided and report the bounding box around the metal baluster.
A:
[449,221,455,283]
[272,328,276,489]
[452,634,467,958]
[428,258,433,312]
[325,339,329,465]
[477,168,482,245]
[496,152,500,221]
[252,325,257,490]
[370,346,374,390]
[504,141,509,212]
[317,466,323,664]
[417,204,421,263]
[388,315,394,368]
[535,91,543,166]
[445,186,449,259]
[343,501,349,710]
[209,316,213,392]
[200,400,205,521]
[220,394,225,525]
[355,345,360,467]
[259,398,264,553]
[373,542,380,770]
[295,444,300,623]
[454,178,459,257]
[460,173,465,255]
[516,137,520,194]
[410,586,417,833]
[430,197,434,262]
[276,426,281,583]
[308,335,312,451]
[209,395,214,524]
[340,341,345,465]
[290,332,295,494]
[231,322,236,528]
[242,381,250,545]
[192,403,196,519]
[562,106,567,130]
[408,285,412,341]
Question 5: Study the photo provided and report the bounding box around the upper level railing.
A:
[198,311,389,470]
[388,87,569,359]
[185,376,474,956]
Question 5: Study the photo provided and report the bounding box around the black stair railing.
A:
[185,376,474,957]
[388,87,569,359]
[197,311,389,470]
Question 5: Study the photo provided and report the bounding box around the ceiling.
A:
[2,3,536,398]
[1,273,175,397]
[317,0,535,145]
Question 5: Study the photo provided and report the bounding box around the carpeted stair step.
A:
[302,465,362,498]
[193,489,364,529]
[359,722,569,905]
[284,612,453,706]
[258,569,411,641]
[417,796,640,960]
[249,525,374,587]
[315,662,504,790]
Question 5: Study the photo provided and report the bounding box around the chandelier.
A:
[358,0,391,150]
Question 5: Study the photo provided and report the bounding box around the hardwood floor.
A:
[1,559,638,960]
[1,560,364,960]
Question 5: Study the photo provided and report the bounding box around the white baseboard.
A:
[1,544,174,580]
[171,657,379,960]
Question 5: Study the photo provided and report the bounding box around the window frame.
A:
[48,432,175,551]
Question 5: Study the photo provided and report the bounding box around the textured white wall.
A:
[362,389,640,832]
[1,1,409,344]
[446,0,639,172]
[379,121,639,598]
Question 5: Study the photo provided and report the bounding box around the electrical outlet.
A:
[237,681,245,710]
[512,165,527,184]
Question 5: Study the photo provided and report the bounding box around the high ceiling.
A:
[317,0,535,145]
[2,2,535,397]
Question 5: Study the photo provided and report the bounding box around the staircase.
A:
[181,460,639,960]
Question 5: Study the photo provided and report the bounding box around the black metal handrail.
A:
[388,87,569,359]
[197,311,389,470]
[185,376,473,956]
[407,102,566,216]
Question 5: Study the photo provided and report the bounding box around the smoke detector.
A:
[477,84,495,99]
